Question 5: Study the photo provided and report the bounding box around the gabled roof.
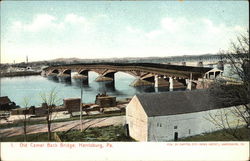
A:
[136,89,244,117]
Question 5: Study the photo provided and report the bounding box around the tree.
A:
[208,30,249,140]
[22,97,30,141]
[40,88,60,141]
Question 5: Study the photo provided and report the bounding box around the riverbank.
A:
[0,71,41,77]
[0,124,134,142]
[0,98,129,128]
[0,115,125,138]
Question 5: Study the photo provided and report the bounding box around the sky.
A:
[0,1,249,63]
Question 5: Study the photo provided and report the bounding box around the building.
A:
[126,90,246,141]
[0,96,18,111]
[95,93,116,107]
[64,98,81,114]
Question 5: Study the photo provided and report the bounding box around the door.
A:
[174,132,178,141]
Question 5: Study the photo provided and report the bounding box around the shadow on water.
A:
[71,78,90,89]
[97,81,116,93]
[59,77,72,86]
[47,76,59,83]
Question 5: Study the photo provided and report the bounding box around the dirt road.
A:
[0,116,125,138]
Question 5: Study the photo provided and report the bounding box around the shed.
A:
[64,98,81,114]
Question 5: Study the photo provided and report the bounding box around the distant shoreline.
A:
[0,71,41,78]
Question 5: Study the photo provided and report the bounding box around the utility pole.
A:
[80,81,83,132]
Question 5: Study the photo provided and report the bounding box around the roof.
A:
[0,96,11,105]
[135,89,244,117]
[206,68,223,73]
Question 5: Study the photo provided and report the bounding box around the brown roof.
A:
[0,96,11,105]
[136,89,244,117]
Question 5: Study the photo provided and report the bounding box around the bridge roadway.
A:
[43,63,212,89]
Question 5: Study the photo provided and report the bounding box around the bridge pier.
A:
[95,74,114,82]
[72,70,89,85]
[169,77,173,91]
[186,73,197,90]
[154,75,159,88]
[130,78,153,87]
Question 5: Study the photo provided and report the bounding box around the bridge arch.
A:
[79,70,89,75]
[78,69,103,75]
[63,69,71,75]
[51,69,59,74]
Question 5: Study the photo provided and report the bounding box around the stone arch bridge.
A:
[42,63,212,90]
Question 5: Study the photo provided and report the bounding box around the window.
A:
[189,129,191,134]
[174,126,178,129]
[157,123,162,127]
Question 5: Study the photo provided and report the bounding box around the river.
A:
[0,72,172,107]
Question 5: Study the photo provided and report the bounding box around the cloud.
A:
[123,17,248,56]
[145,30,163,39]
[12,14,63,32]
[161,17,188,33]
[3,14,248,63]
[65,13,86,24]
[11,13,89,33]
[126,26,142,34]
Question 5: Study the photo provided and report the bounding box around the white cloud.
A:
[65,13,86,24]
[202,18,222,34]
[122,17,247,57]
[145,30,163,39]
[3,14,248,63]
[126,26,142,34]
[161,17,188,33]
[22,14,62,32]
[11,13,89,33]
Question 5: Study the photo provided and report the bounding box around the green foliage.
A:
[58,125,135,142]
[180,127,250,141]
[0,132,57,142]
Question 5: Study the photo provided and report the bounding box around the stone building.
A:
[126,89,246,141]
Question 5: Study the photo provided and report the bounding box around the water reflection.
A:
[47,76,59,83]
[59,77,72,86]
[71,78,90,88]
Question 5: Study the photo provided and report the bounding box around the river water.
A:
[0,72,172,107]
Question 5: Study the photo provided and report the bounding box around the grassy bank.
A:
[0,132,57,142]
[0,125,134,142]
[58,125,134,142]
[180,128,250,141]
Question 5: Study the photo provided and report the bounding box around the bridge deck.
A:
[44,63,212,79]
